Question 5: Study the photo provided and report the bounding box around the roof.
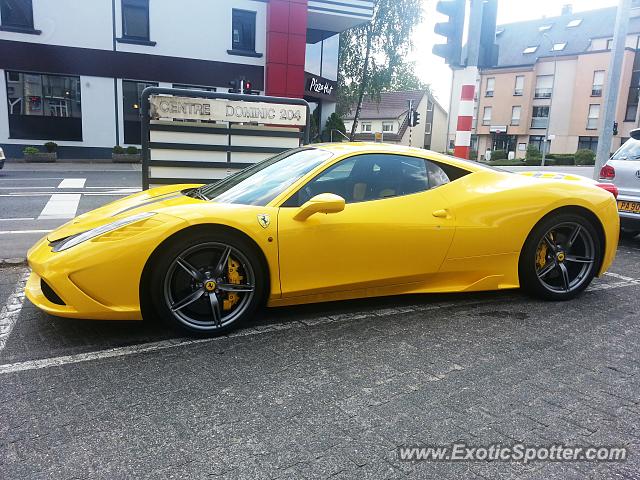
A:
[493,6,637,68]
[343,90,427,120]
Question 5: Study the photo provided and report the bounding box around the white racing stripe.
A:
[57,178,86,189]
[38,194,82,219]
[0,270,30,352]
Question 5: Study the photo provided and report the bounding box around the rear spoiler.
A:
[631,128,640,140]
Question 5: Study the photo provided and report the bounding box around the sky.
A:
[411,0,620,110]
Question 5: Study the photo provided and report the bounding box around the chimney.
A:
[562,4,573,15]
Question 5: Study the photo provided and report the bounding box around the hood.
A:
[47,184,202,242]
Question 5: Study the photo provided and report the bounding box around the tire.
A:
[519,213,602,301]
[620,229,640,240]
[146,229,267,336]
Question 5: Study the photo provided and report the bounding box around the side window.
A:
[283,154,451,207]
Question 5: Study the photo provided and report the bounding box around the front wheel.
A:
[519,213,602,300]
[147,230,267,335]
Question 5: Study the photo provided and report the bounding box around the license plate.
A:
[618,200,640,214]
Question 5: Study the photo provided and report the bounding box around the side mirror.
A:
[293,193,345,221]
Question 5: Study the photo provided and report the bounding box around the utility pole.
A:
[408,99,413,146]
[541,32,558,167]
[594,0,631,179]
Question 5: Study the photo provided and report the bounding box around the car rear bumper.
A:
[617,194,640,230]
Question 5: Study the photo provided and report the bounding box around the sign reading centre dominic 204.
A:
[149,95,307,127]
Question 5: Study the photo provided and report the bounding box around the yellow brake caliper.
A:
[536,242,548,270]
[223,257,243,311]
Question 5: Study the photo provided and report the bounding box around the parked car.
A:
[0,146,5,170]
[600,129,640,237]
[26,143,619,336]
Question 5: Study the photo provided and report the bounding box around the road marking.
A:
[0,270,30,352]
[38,194,82,220]
[0,229,51,235]
[57,178,87,189]
[0,217,35,221]
[0,192,135,197]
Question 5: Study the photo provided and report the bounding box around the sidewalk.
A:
[2,161,141,172]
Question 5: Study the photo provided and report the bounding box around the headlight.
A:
[52,212,156,252]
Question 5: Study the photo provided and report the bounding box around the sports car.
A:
[26,143,619,335]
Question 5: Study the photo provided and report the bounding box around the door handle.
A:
[432,209,450,219]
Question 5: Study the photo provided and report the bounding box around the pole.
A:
[541,33,557,167]
[408,99,413,146]
[595,0,631,179]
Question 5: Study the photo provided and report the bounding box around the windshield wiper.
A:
[187,187,208,201]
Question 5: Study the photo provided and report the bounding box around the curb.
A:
[0,258,28,269]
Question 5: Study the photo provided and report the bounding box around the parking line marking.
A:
[0,270,30,352]
[38,194,82,220]
[57,178,86,189]
[0,229,51,235]
[0,217,35,221]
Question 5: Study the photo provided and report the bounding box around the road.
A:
[0,163,141,259]
[0,162,639,478]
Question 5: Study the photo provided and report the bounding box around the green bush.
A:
[125,146,139,155]
[525,145,542,166]
[545,154,574,165]
[489,158,525,166]
[491,149,507,161]
[23,146,40,155]
[44,142,58,153]
[575,149,595,165]
[469,149,478,161]
[112,145,126,154]
[322,113,347,142]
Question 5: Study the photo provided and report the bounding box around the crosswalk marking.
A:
[38,194,82,220]
[57,178,86,189]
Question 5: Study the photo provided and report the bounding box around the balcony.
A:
[307,0,374,33]
[531,117,549,129]
[534,88,553,99]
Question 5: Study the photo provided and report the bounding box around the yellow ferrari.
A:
[27,143,619,335]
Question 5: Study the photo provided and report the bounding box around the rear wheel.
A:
[519,213,602,300]
[147,230,266,335]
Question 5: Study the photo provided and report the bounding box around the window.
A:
[625,63,640,121]
[551,42,567,51]
[122,0,149,40]
[0,0,34,30]
[485,77,495,97]
[361,122,372,133]
[122,80,157,144]
[529,135,545,151]
[578,136,598,152]
[5,71,82,140]
[231,9,256,53]
[427,101,434,111]
[523,46,538,54]
[592,70,605,97]
[424,123,432,134]
[607,38,614,50]
[283,154,453,206]
[539,24,552,32]
[567,19,582,28]
[382,121,394,132]
[531,106,549,128]
[511,106,522,126]
[587,104,600,129]
[534,75,553,99]
[514,75,525,96]
[482,107,492,125]
[172,84,216,92]
[612,137,640,160]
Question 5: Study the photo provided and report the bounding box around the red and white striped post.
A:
[454,84,475,159]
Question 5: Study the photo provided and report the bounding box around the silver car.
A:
[600,130,640,237]
[0,146,4,170]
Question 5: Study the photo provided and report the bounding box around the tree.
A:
[337,0,423,140]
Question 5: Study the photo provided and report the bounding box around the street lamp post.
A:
[541,33,558,167]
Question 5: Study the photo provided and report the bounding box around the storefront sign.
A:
[304,73,337,101]
[149,95,307,126]
[490,125,508,133]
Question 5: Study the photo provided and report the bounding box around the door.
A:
[276,153,456,297]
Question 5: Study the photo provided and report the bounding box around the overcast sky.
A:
[410,0,620,110]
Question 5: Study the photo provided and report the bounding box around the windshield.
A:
[197,147,333,206]
[612,138,640,161]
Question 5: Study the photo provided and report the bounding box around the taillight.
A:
[596,182,619,199]
[600,164,615,180]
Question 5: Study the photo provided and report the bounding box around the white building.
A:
[0,0,373,159]
[343,90,448,152]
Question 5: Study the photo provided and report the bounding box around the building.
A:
[0,0,373,159]
[448,2,640,160]
[343,90,448,152]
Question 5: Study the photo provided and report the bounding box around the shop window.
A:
[0,0,34,31]
[123,80,157,144]
[529,135,545,152]
[122,0,149,40]
[5,71,82,140]
[231,9,256,53]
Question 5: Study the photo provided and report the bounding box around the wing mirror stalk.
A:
[293,193,345,221]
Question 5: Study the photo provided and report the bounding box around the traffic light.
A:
[432,0,465,66]
[408,109,421,128]
[228,79,240,94]
[613,121,619,136]
[228,78,258,94]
